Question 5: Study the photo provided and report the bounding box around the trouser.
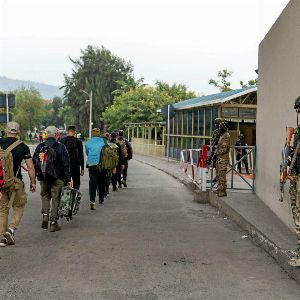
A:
[289,176,300,244]
[122,161,129,182]
[216,158,229,192]
[89,167,106,203]
[112,166,121,188]
[236,153,249,174]
[0,181,27,235]
[103,169,110,196]
[71,165,81,190]
[40,179,64,222]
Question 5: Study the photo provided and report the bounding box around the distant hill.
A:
[0,76,64,99]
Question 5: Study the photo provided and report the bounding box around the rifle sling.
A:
[289,141,300,175]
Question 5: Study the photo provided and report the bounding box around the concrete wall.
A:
[257,0,300,229]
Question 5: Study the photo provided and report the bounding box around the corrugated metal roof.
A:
[173,86,257,110]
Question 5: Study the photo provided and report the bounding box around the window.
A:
[199,109,204,136]
[178,112,182,135]
[221,107,238,118]
[183,111,188,135]
[193,110,199,136]
[239,108,256,119]
[188,111,193,135]
[212,107,218,129]
[205,108,212,136]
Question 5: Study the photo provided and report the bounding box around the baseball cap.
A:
[45,126,58,135]
[6,121,20,134]
[91,128,101,137]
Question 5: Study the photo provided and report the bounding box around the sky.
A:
[0,0,290,95]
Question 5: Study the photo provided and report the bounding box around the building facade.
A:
[257,0,300,230]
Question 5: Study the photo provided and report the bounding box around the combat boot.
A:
[50,222,61,232]
[41,213,49,229]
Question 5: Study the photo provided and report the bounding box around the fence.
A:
[180,146,256,192]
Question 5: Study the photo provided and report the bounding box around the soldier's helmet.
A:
[214,118,228,132]
[294,96,300,110]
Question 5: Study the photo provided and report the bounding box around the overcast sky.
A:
[0,0,290,94]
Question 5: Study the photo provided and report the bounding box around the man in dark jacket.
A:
[117,130,133,188]
[33,126,71,232]
[110,132,124,191]
[60,126,84,190]
[235,134,249,174]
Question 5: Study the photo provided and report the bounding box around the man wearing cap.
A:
[85,128,107,210]
[33,126,71,232]
[0,121,36,247]
[60,126,84,190]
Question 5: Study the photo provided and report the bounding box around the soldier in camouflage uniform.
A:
[214,120,230,197]
[288,97,300,265]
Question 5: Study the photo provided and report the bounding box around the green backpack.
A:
[101,142,119,169]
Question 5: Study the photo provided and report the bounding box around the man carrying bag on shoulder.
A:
[33,126,71,232]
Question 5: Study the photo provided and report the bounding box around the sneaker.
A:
[118,185,122,189]
[122,180,127,188]
[113,186,117,191]
[99,198,104,205]
[50,222,61,232]
[90,203,95,210]
[41,214,49,229]
[4,228,15,245]
[0,238,7,247]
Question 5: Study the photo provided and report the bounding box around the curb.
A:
[134,157,300,284]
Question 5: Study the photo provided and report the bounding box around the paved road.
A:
[0,159,300,300]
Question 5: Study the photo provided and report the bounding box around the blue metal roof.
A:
[172,86,257,110]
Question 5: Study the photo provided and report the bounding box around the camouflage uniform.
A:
[289,176,300,243]
[215,131,230,196]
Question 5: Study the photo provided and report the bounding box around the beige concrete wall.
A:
[257,0,300,230]
[132,138,166,158]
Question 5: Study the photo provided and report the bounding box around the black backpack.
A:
[62,137,79,165]
[36,142,58,181]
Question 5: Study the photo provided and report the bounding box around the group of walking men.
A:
[0,122,131,247]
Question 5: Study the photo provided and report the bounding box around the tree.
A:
[155,81,196,102]
[62,45,134,133]
[240,79,257,88]
[12,87,49,135]
[209,69,233,92]
[102,83,196,131]
[43,96,65,128]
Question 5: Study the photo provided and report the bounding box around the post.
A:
[6,93,9,124]
[89,90,93,139]
[167,104,170,161]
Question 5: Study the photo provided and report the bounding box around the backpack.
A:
[101,142,119,169]
[118,139,128,158]
[0,140,23,193]
[62,137,79,165]
[125,139,133,160]
[36,142,58,181]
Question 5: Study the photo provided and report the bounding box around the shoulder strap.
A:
[289,141,300,174]
[6,140,23,153]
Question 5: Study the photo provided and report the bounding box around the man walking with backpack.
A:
[60,126,84,190]
[117,130,133,188]
[85,128,106,210]
[0,122,36,247]
[33,126,71,232]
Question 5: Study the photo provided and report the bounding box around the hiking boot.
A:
[122,180,127,188]
[41,214,49,229]
[50,222,61,232]
[288,256,300,267]
[4,228,15,245]
[218,191,227,197]
[0,237,7,247]
[90,203,95,210]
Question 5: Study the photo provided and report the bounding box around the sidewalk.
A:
[134,154,300,284]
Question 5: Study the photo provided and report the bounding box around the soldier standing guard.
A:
[286,97,300,266]
[214,120,230,197]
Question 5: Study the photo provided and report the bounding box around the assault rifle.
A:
[206,128,220,167]
[280,127,297,201]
